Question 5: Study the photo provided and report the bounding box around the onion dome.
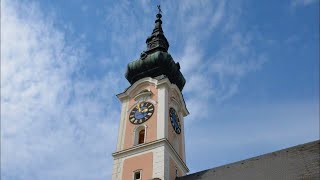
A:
[125,10,186,91]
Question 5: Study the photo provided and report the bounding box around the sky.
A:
[1,0,319,179]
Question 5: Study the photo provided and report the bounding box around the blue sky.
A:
[1,0,319,179]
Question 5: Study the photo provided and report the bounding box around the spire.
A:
[145,5,169,54]
[125,5,186,91]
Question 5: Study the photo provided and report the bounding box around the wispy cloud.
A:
[168,1,267,124]
[104,1,152,64]
[1,1,120,179]
[291,0,319,7]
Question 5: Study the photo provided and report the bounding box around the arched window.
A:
[134,125,147,146]
[138,129,145,144]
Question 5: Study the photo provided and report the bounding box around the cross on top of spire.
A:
[157,5,162,14]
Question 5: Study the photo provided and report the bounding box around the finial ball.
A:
[156,13,162,19]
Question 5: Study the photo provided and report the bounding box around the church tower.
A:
[112,8,189,180]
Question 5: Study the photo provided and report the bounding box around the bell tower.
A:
[112,7,189,180]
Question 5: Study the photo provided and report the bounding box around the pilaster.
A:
[157,85,169,139]
[116,98,129,151]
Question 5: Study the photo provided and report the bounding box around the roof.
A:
[177,140,320,180]
[125,12,186,91]
[125,51,186,91]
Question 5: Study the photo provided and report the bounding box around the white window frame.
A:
[133,169,142,180]
[133,124,147,146]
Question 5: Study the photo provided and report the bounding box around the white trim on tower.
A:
[157,84,168,139]
[117,98,129,151]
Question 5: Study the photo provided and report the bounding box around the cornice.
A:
[116,77,158,101]
[112,138,189,173]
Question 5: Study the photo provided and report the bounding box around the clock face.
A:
[129,102,154,124]
[169,108,181,134]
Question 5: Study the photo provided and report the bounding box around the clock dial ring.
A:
[169,107,181,134]
[129,102,154,125]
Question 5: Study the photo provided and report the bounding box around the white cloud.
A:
[170,1,267,125]
[1,1,120,179]
[81,4,89,12]
[291,0,319,7]
[104,1,151,62]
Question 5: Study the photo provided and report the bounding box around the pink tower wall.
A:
[123,84,158,150]
[122,152,153,180]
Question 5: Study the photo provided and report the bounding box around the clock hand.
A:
[142,108,148,113]
[137,103,141,112]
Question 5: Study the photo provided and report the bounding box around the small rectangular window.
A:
[134,171,141,180]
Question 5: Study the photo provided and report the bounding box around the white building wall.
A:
[111,158,123,180]
[152,146,165,179]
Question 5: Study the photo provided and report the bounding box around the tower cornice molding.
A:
[112,138,189,174]
[116,77,158,101]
